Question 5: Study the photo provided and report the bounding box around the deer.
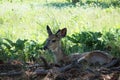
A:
[43,25,113,67]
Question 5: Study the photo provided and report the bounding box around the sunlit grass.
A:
[0,0,120,44]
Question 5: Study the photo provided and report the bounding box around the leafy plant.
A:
[67,29,120,57]
[25,40,43,61]
[67,31,104,51]
[102,29,120,57]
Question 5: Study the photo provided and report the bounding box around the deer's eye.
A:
[52,40,56,43]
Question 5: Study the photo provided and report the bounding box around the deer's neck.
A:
[52,44,66,63]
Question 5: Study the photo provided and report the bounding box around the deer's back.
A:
[67,50,113,65]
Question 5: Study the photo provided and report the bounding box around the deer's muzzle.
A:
[43,45,48,50]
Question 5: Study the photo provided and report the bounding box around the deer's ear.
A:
[56,28,67,38]
[46,25,53,36]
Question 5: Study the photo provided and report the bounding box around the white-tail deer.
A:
[44,25,113,66]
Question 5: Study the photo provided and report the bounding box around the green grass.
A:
[0,0,120,62]
[0,0,120,44]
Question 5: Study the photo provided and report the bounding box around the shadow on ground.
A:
[44,2,74,8]
[44,1,120,9]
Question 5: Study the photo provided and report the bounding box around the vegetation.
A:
[66,29,120,56]
[0,0,120,62]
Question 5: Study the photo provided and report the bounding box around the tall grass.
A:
[0,0,120,61]
[0,0,120,43]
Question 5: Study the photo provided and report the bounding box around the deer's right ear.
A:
[56,28,67,38]
[47,25,53,36]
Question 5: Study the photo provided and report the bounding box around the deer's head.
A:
[43,25,67,52]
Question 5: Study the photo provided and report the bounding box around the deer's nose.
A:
[43,46,48,50]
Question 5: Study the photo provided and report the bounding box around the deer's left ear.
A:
[56,28,67,38]
[46,25,53,36]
